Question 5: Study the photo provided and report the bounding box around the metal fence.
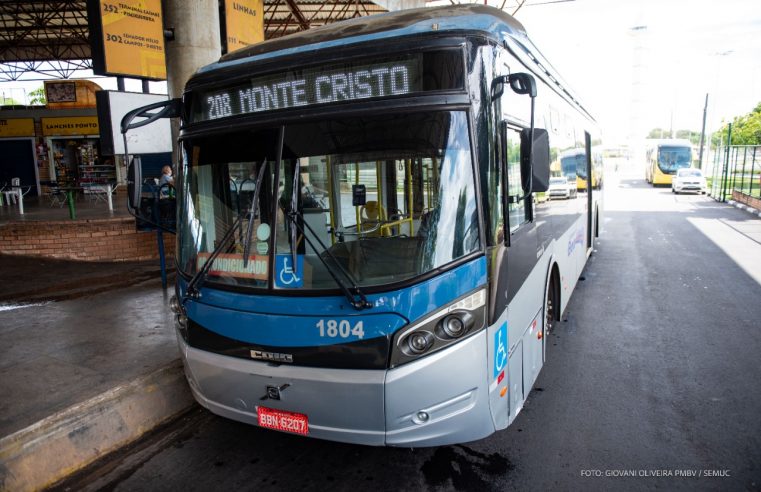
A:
[709,144,761,202]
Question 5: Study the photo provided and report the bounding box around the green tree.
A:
[0,95,22,105]
[675,129,701,145]
[28,86,46,105]
[712,102,761,146]
[646,128,700,145]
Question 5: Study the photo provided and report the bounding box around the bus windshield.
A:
[178,110,480,291]
[658,146,691,174]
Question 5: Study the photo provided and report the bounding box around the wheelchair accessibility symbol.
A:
[494,322,507,378]
[276,255,303,288]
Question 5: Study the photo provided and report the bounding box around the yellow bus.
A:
[645,139,692,186]
[559,147,602,191]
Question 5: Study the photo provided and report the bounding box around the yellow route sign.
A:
[225,0,264,53]
[41,117,100,136]
[0,118,35,138]
[90,0,167,80]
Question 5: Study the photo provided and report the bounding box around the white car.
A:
[547,176,576,199]
[672,168,707,194]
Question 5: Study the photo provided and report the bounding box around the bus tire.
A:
[594,207,600,238]
[545,268,559,338]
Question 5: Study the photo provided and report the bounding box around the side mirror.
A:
[508,73,537,97]
[521,128,550,192]
[491,76,506,101]
[121,98,180,234]
[120,98,182,133]
[491,72,537,101]
[127,155,142,211]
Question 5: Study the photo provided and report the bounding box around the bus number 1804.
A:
[316,319,365,339]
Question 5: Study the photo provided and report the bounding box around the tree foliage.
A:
[28,86,46,105]
[712,102,761,146]
[646,128,701,145]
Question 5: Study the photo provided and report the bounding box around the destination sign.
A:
[196,57,422,122]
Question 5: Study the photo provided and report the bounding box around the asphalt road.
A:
[56,168,761,492]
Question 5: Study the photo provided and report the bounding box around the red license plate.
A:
[257,406,309,435]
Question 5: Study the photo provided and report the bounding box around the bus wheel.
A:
[545,275,558,337]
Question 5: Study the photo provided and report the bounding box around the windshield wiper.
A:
[241,157,268,268]
[289,141,300,276]
[285,209,372,311]
[183,216,242,303]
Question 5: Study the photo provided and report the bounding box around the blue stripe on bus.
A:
[181,256,486,347]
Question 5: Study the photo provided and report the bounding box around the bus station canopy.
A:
[0,0,541,81]
[0,0,388,81]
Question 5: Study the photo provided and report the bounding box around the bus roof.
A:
[212,4,527,67]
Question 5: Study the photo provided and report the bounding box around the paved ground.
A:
[0,251,177,438]
[53,167,761,491]
[0,275,178,437]
[0,255,167,302]
[0,193,131,224]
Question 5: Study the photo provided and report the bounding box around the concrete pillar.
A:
[163,0,221,99]
[163,0,221,163]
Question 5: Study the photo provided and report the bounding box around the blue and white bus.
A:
[126,4,602,447]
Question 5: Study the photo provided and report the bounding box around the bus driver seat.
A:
[360,200,384,222]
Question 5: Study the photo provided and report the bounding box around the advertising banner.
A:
[0,118,35,138]
[41,117,100,136]
[88,0,167,80]
[224,0,264,53]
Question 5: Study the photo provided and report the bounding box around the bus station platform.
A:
[0,255,194,492]
[0,194,175,265]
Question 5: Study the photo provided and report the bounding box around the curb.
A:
[726,199,761,218]
[0,360,194,492]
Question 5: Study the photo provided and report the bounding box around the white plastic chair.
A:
[1,178,31,213]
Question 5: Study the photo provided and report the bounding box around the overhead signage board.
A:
[196,58,421,122]
[0,118,35,138]
[87,0,167,80]
[41,117,100,136]
[189,49,466,124]
[96,91,173,155]
[225,0,264,53]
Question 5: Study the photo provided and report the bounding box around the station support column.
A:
[163,0,222,146]
[160,0,222,286]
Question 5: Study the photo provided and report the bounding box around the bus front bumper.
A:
[176,330,495,447]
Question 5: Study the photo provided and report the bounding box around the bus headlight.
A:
[403,331,434,355]
[390,289,486,367]
[438,312,474,339]
[171,294,189,340]
[169,295,181,314]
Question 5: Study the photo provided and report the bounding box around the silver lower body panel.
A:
[177,330,495,447]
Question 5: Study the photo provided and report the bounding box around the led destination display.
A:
[199,58,421,122]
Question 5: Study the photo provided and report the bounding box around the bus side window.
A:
[505,127,528,231]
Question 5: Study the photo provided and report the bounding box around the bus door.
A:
[585,132,593,252]
[503,125,538,305]
[497,123,541,422]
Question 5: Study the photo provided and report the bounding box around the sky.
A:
[511,0,761,143]
[1,0,759,144]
